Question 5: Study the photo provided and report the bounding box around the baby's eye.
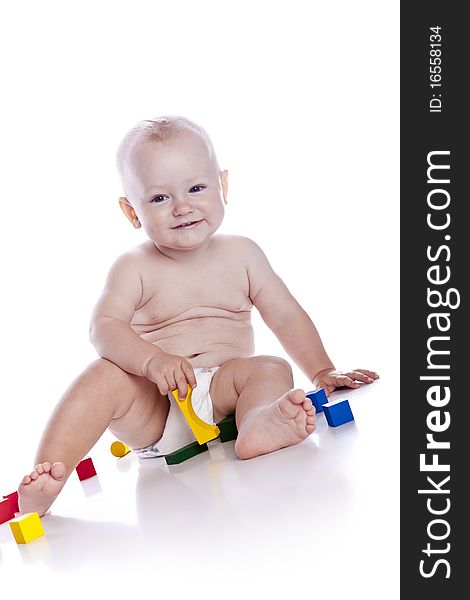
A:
[151,194,169,203]
[189,185,205,193]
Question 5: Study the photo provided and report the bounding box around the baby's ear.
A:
[220,170,229,204]
[119,197,139,227]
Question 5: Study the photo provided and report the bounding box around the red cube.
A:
[3,491,19,513]
[75,457,97,481]
[0,497,16,524]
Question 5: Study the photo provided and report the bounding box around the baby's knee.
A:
[252,355,293,379]
[85,358,129,385]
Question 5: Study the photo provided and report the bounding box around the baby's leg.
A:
[18,358,169,516]
[210,356,315,459]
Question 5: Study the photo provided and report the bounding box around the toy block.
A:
[3,491,19,513]
[172,386,220,445]
[306,388,328,413]
[75,457,97,481]
[9,512,45,544]
[0,497,16,524]
[217,414,238,442]
[165,441,209,465]
[323,398,354,427]
[110,441,131,457]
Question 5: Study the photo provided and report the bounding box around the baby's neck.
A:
[152,238,214,262]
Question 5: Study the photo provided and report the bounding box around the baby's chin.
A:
[153,232,216,254]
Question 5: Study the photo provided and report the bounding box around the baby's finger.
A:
[165,372,178,394]
[182,362,197,389]
[334,374,360,389]
[175,370,189,398]
[155,375,170,396]
[355,368,379,380]
[344,370,375,384]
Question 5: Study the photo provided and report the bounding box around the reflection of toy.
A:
[76,457,97,481]
[0,497,16,524]
[165,441,209,465]
[306,388,328,413]
[323,398,354,427]
[9,512,45,544]
[110,441,131,457]
[172,385,220,444]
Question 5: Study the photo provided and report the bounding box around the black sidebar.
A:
[401,2,468,598]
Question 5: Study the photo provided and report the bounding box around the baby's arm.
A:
[89,253,196,396]
[243,238,377,393]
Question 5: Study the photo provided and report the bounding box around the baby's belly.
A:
[137,315,255,367]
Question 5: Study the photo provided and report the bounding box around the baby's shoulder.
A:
[213,235,274,284]
[108,241,156,274]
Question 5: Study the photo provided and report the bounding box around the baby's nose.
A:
[172,195,193,215]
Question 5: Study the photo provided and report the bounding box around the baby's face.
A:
[121,132,227,253]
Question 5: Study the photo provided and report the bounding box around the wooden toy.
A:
[75,457,97,481]
[306,388,328,413]
[3,491,19,513]
[217,414,238,442]
[110,441,131,457]
[323,398,354,427]
[0,497,16,524]
[165,441,209,465]
[9,512,45,544]
[172,385,220,445]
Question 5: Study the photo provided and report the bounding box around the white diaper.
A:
[133,366,219,458]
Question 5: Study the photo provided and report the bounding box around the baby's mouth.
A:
[172,220,203,230]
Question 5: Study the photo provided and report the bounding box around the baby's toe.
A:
[290,389,308,404]
[35,464,44,475]
[21,474,32,485]
[42,462,52,473]
[29,470,39,480]
[51,462,66,480]
[302,399,315,412]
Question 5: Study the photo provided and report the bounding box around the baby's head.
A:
[116,116,228,254]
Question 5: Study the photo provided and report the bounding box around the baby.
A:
[18,116,378,516]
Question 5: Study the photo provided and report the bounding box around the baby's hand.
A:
[313,368,379,396]
[143,352,197,398]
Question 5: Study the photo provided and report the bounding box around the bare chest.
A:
[132,255,252,330]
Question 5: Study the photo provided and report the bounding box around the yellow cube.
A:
[9,512,45,544]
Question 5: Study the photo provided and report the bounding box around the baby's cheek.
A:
[210,202,225,227]
[143,221,159,236]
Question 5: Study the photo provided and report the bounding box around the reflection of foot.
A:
[235,389,316,459]
[18,462,67,517]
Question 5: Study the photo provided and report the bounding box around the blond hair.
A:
[116,115,219,186]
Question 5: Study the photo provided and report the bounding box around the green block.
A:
[165,441,209,465]
[217,415,238,442]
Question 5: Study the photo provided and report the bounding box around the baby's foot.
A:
[235,389,316,459]
[18,462,67,517]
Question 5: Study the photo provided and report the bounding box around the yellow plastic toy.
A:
[9,512,45,544]
[110,441,131,457]
[172,385,220,445]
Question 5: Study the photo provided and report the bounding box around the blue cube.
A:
[323,398,354,427]
[306,388,328,413]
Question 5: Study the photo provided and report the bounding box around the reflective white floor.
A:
[1,377,399,599]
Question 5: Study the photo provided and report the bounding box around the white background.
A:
[0,1,399,597]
